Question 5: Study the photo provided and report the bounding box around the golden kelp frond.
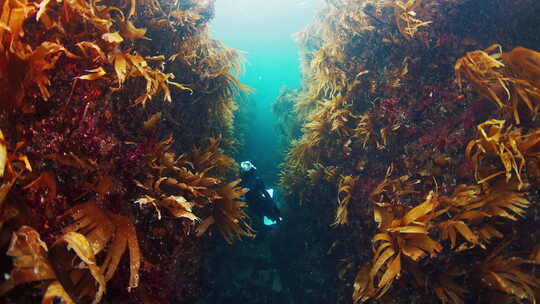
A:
[197,179,254,244]
[499,47,540,123]
[303,95,352,141]
[42,281,75,304]
[1,0,192,109]
[0,227,106,303]
[334,175,358,226]
[63,202,141,290]
[1,41,76,109]
[530,245,540,264]
[169,8,202,29]
[466,120,526,188]
[437,185,484,248]
[136,140,249,243]
[134,170,219,218]
[168,168,221,198]
[455,44,507,107]
[49,231,106,304]
[148,136,174,166]
[0,136,31,232]
[363,192,442,300]
[409,263,467,304]
[502,47,540,89]
[188,137,236,175]
[431,272,468,304]
[353,113,375,148]
[174,32,247,95]
[437,218,479,250]
[307,163,339,187]
[287,138,320,170]
[394,0,432,40]
[440,184,484,209]
[467,120,540,189]
[278,161,305,198]
[135,193,200,222]
[135,137,222,203]
[352,112,398,150]
[479,252,540,303]
[300,96,354,157]
[0,128,6,176]
[0,226,55,295]
[505,78,540,124]
[296,47,348,117]
[304,115,332,147]
[108,53,192,105]
[470,181,530,221]
[457,45,540,124]
[437,182,529,246]
[0,0,36,45]
[352,262,376,303]
[62,0,113,32]
[369,174,420,208]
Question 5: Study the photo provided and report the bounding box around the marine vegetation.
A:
[276,0,540,303]
[456,45,540,125]
[0,0,249,302]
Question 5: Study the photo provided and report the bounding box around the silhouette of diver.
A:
[239,161,281,224]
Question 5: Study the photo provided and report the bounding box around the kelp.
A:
[63,202,141,290]
[354,176,534,303]
[0,226,105,303]
[108,52,192,105]
[333,175,358,226]
[393,0,432,40]
[0,226,55,295]
[0,133,32,234]
[407,261,468,304]
[134,137,251,244]
[42,281,75,304]
[0,0,194,111]
[456,45,540,124]
[455,45,507,108]
[466,119,540,189]
[354,191,442,301]
[478,244,540,303]
[437,182,530,248]
[0,129,6,176]
[307,163,339,190]
[273,88,303,144]
[502,47,540,89]
[196,179,254,244]
[49,231,106,304]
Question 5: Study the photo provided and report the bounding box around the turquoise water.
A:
[211,0,323,184]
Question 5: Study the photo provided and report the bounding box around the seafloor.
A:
[1,0,540,303]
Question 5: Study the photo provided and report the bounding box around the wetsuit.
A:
[240,168,281,223]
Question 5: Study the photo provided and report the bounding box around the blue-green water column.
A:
[211,0,322,185]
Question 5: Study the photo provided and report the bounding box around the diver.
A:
[239,161,282,225]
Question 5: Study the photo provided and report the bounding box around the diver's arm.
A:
[261,188,271,200]
[254,177,270,198]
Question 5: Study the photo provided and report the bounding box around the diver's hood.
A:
[240,161,256,172]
